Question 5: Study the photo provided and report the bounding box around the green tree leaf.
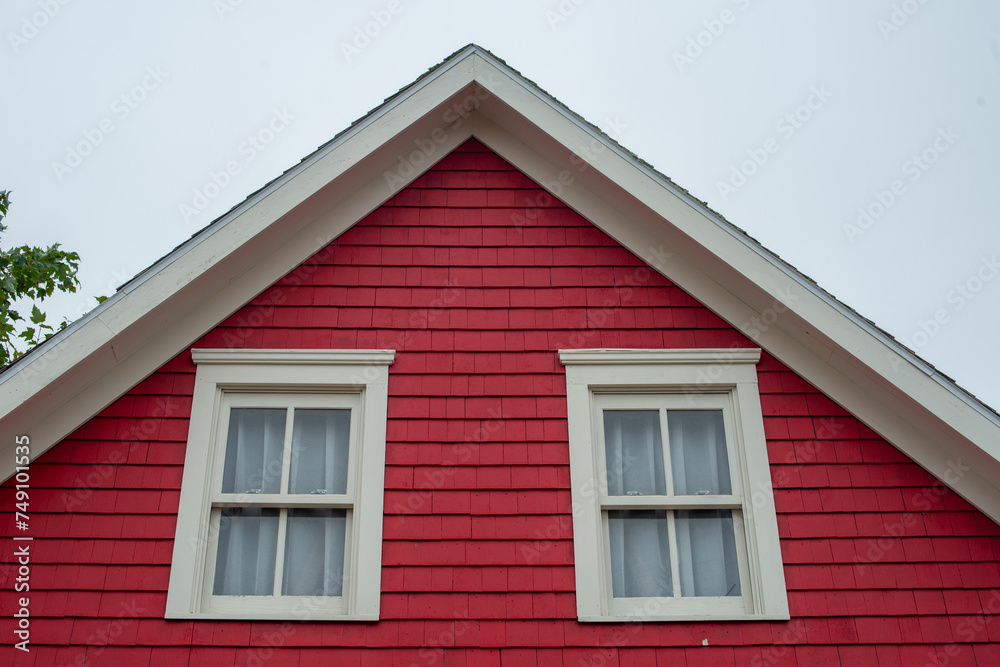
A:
[0,190,82,366]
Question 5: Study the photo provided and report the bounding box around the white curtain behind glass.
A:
[289,409,350,495]
[605,408,741,598]
[222,409,285,494]
[668,410,740,597]
[282,509,347,596]
[675,510,740,596]
[214,508,279,595]
[668,410,730,495]
[604,411,665,496]
[609,510,672,597]
[284,410,350,596]
[216,406,351,598]
[605,411,671,597]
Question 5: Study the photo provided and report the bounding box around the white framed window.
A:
[559,349,788,622]
[166,349,394,620]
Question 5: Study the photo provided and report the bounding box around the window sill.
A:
[165,610,380,622]
[577,613,791,623]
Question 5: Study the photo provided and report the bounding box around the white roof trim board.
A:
[2,45,998,521]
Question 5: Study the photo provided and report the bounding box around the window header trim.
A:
[192,349,396,366]
[558,348,760,366]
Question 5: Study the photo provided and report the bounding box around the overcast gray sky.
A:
[3,1,999,410]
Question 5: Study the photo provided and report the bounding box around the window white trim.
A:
[560,348,789,622]
[166,349,394,620]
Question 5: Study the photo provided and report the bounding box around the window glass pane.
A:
[675,510,741,597]
[282,509,347,596]
[222,409,285,494]
[608,510,672,598]
[668,410,731,495]
[213,508,279,595]
[289,409,351,495]
[604,410,666,496]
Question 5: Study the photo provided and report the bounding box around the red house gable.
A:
[3,46,1000,666]
[3,138,1000,665]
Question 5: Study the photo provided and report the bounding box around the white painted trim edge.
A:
[579,614,791,623]
[558,349,761,365]
[192,349,396,366]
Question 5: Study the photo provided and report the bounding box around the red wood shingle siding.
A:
[3,139,1000,665]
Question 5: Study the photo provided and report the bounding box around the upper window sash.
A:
[214,393,359,501]
[594,393,738,502]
